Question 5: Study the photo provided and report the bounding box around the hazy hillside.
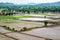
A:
[0,1,60,7]
[36,2,60,6]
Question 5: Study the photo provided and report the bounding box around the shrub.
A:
[2,26,17,32]
[44,21,48,27]
[2,26,7,27]
[12,28,15,31]
[7,27,11,30]
[11,28,17,32]
[4,27,11,30]
[21,27,28,31]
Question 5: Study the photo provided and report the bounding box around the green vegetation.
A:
[2,26,17,32]
[17,6,60,13]
[13,16,32,19]
[20,27,31,31]
[0,16,32,19]
[1,19,19,23]
[0,16,19,23]
[21,27,28,31]
[0,13,56,23]
[0,16,32,23]
[0,6,60,16]
[44,21,48,27]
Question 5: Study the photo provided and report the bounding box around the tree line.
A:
[0,6,60,15]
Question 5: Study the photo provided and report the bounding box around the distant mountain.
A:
[0,1,60,7]
[0,3,14,6]
[0,2,16,7]
[36,2,60,6]
[25,1,60,6]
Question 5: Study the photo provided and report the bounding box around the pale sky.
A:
[0,0,60,4]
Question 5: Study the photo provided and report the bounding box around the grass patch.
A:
[0,16,19,23]
[0,16,15,19]
[0,16,32,23]
[0,16,32,19]
[1,19,19,23]
[13,16,32,19]
[2,26,17,32]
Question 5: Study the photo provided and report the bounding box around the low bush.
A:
[44,21,48,27]
[2,26,17,32]
[2,26,6,27]
[21,27,28,31]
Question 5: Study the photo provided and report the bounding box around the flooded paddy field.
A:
[0,34,15,40]
[0,20,52,31]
